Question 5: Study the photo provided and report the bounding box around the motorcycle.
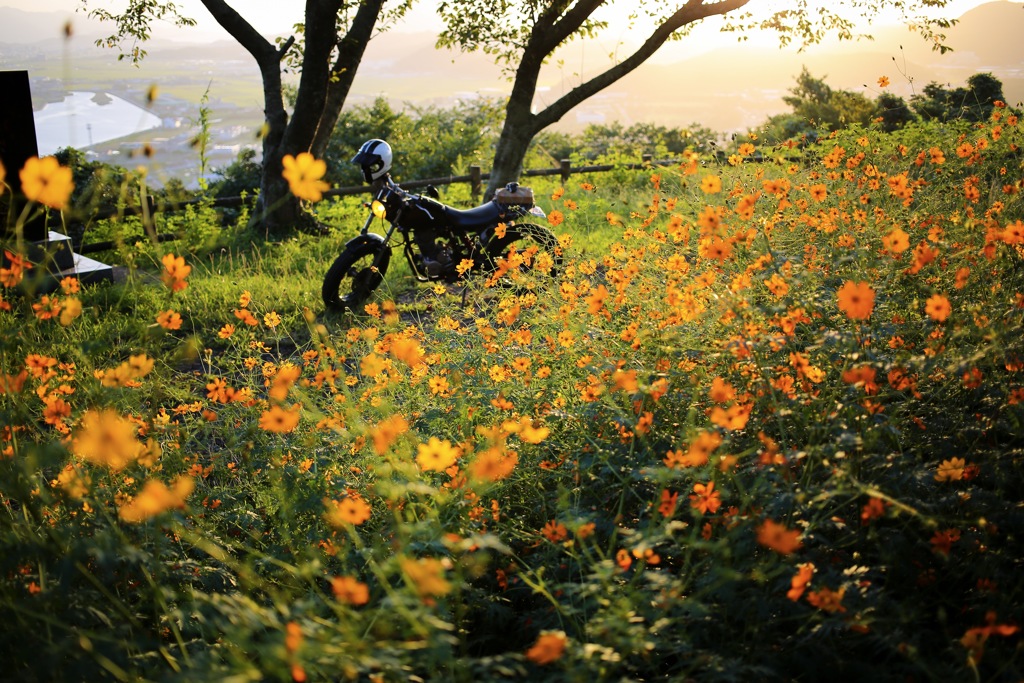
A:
[321,174,560,312]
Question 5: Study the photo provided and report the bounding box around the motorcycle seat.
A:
[442,202,504,230]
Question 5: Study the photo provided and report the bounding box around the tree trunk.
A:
[485,38,546,200]
[485,0,752,199]
[486,103,539,200]
[201,0,385,237]
[311,0,386,157]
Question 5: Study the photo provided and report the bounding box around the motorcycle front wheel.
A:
[483,223,561,281]
[321,237,392,311]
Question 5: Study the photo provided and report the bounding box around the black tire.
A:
[321,237,391,311]
[483,223,561,280]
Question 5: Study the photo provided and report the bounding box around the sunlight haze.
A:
[0,0,1001,45]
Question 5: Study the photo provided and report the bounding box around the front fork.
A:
[358,208,400,274]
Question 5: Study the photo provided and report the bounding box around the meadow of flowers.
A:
[2,105,1023,682]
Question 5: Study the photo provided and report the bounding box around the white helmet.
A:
[352,139,393,183]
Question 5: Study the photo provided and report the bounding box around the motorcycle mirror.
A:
[371,200,387,219]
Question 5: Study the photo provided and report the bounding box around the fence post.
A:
[560,159,571,185]
[470,165,482,203]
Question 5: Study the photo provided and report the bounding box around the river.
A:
[33,91,163,155]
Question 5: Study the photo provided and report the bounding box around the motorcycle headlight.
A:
[371,200,387,219]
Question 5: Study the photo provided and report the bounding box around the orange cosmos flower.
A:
[700,174,722,194]
[1,250,30,288]
[0,369,28,395]
[234,308,258,326]
[787,562,815,601]
[689,480,721,514]
[924,293,951,322]
[156,310,183,330]
[370,413,409,455]
[547,209,564,227]
[860,496,887,522]
[469,447,518,482]
[541,520,568,543]
[331,576,370,606]
[160,253,191,292]
[42,394,71,427]
[805,585,846,613]
[841,364,879,394]
[931,528,960,555]
[324,495,372,527]
[281,152,329,202]
[808,183,827,202]
[836,280,875,321]
[700,236,733,262]
[268,364,301,402]
[710,402,752,431]
[32,295,61,321]
[586,284,609,315]
[525,631,568,665]
[400,556,451,600]
[882,227,910,254]
[877,75,890,88]
[765,273,789,297]
[611,368,639,393]
[665,430,722,468]
[502,416,550,444]
[360,352,387,378]
[390,336,425,367]
[19,156,74,210]
[756,519,803,554]
[935,457,966,482]
[960,612,1020,665]
[657,488,678,518]
[259,403,300,433]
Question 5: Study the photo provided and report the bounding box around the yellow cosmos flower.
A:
[281,152,329,202]
[19,156,74,210]
[118,476,194,523]
[72,408,143,471]
[416,436,459,472]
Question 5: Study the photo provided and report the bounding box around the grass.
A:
[2,112,1024,682]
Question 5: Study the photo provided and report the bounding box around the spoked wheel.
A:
[483,223,561,285]
[321,238,391,311]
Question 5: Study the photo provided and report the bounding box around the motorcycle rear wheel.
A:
[322,239,391,311]
[483,223,561,280]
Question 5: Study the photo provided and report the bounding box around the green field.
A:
[2,111,1023,681]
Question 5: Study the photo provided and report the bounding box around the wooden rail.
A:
[76,154,672,254]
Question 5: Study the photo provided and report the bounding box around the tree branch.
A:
[537,0,606,54]
[283,0,345,151]
[199,0,277,64]
[532,0,751,131]
[311,0,387,155]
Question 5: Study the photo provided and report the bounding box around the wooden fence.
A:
[77,154,671,254]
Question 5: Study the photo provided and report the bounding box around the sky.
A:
[2,0,1002,46]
